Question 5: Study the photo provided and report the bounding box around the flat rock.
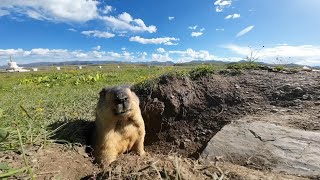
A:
[201,121,320,177]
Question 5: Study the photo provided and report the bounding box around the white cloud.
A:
[0,48,69,58]
[214,0,232,12]
[30,48,50,55]
[236,25,254,37]
[93,46,101,51]
[139,52,148,60]
[91,50,104,58]
[189,26,205,37]
[216,28,225,31]
[0,2,156,34]
[168,16,175,20]
[163,42,177,46]
[169,48,215,62]
[169,48,242,63]
[100,12,157,33]
[129,36,179,45]
[118,12,133,23]
[101,5,113,14]
[225,13,240,19]
[122,51,134,60]
[0,9,9,16]
[224,44,320,65]
[0,0,99,22]
[0,47,242,65]
[0,48,150,64]
[191,32,203,37]
[68,28,77,32]
[0,48,26,56]
[157,48,166,53]
[152,53,172,61]
[81,30,115,38]
[108,52,121,58]
[75,52,88,58]
[188,25,198,30]
[25,10,48,20]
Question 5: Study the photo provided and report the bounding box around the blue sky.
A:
[0,0,320,66]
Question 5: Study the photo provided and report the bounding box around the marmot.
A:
[92,85,146,165]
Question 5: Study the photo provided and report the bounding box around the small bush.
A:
[274,65,285,71]
[189,65,215,79]
[227,62,259,70]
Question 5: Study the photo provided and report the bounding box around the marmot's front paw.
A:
[138,150,146,156]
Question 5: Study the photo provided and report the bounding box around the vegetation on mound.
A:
[227,61,260,70]
[134,64,220,92]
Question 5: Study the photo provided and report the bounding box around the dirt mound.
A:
[134,70,320,158]
[1,144,308,180]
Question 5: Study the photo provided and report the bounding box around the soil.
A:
[135,70,320,158]
[1,69,320,179]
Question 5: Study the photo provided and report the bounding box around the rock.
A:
[201,121,320,177]
[293,87,304,95]
[180,141,187,149]
[293,99,302,104]
[302,66,312,72]
[271,109,279,113]
[302,94,310,100]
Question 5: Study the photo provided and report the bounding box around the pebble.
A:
[294,87,304,93]
[302,94,310,100]
[293,99,302,104]
[180,141,187,149]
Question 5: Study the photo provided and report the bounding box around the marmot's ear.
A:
[122,84,132,90]
[99,87,110,97]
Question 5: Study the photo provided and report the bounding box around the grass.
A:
[226,61,260,70]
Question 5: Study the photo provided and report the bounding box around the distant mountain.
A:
[0,59,318,69]
[175,59,231,65]
[0,60,175,69]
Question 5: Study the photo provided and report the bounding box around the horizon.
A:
[0,0,320,66]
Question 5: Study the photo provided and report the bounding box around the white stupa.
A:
[6,56,30,72]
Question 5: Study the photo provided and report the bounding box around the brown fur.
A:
[93,86,146,165]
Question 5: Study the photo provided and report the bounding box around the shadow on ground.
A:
[48,119,95,146]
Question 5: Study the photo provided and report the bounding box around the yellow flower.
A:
[36,107,43,112]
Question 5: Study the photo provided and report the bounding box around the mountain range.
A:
[0,60,319,69]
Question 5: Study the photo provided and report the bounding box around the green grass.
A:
[227,61,260,70]
[0,64,199,149]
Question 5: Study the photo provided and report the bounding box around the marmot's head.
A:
[99,85,138,117]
